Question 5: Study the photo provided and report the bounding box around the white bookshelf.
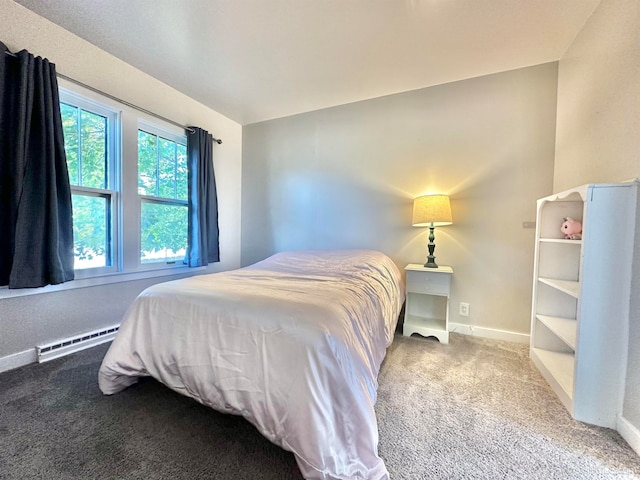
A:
[530,181,638,428]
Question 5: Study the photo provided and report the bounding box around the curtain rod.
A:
[2,49,222,144]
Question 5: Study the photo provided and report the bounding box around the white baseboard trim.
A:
[3,323,528,372]
[0,348,37,373]
[1,324,120,373]
[617,415,640,456]
[449,322,530,344]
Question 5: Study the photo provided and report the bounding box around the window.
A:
[60,94,118,274]
[137,126,188,264]
[57,86,195,284]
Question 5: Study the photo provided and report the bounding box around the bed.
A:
[98,249,405,480]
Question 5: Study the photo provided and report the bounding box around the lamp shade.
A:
[412,194,453,227]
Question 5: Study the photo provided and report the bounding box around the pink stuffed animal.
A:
[561,217,582,240]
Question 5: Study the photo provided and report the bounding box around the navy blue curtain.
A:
[186,127,219,267]
[0,43,74,288]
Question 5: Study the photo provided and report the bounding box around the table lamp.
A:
[412,194,453,268]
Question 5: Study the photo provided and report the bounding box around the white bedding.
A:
[98,250,405,480]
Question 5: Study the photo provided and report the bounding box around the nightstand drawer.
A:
[406,270,451,295]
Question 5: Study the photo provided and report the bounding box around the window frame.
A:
[59,89,121,279]
[58,88,195,278]
[136,120,189,269]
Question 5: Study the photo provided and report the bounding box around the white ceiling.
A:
[14,0,600,125]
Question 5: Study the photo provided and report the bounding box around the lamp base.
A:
[424,225,438,268]
[424,257,438,268]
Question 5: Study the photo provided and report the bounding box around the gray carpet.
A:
[1,333,640,479]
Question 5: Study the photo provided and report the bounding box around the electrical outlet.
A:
[459,302,469,317]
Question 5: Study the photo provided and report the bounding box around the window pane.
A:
[72,194,110,269]
[158,137,176,199]
[80,110,107,189]
[138,130,157,196]
[140,202,187,264]
[138,130,186,201]
[61,103,79,185]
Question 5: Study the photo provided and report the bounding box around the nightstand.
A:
[402,264,453,344]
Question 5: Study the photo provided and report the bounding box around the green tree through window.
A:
[60,90,190,276]
[61,102,112,269]
[138,129,187,264]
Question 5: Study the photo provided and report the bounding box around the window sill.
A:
[0,265,206,300]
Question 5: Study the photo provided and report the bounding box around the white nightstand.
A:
[402,264,453,344]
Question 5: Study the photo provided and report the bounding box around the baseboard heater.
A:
[36,325,119,363]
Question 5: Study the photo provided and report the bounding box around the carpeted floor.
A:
[1,333,640,479]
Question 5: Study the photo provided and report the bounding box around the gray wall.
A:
[0,276,187,359]
[242,63,558,338]
[554,0,640,434]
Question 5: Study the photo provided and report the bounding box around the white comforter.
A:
[98,250,405,480]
